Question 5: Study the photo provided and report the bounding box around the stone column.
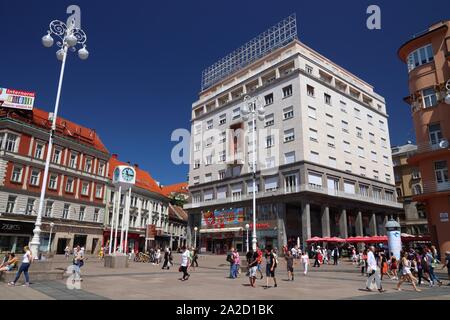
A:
[356,211,364,236]
[382,215,389,235]
[321,206,331,237]
[339,209,348,239]
[301,202,311,246]
[369,213,377,236]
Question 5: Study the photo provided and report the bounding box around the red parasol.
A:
[306,236,324,243]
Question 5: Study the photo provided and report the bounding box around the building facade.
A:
[392,143,428,235]
[186,25,402,254]
[104,154,171,252]
[0,108,109,254]
[167,203,188,250]
[398,20,450,259]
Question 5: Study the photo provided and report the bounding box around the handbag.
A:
[178,266,182,272]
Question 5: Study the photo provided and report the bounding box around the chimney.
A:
[112,154,118,159]
[134,163,139,168]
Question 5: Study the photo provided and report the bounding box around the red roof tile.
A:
[161,182,189,197]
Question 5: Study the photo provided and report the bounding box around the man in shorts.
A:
[256,246,264,280]
[248,249,259,288]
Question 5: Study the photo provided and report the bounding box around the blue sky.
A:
[1,0,448,184]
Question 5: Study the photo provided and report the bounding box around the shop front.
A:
[0,220,34,254]
[102,229,145,253]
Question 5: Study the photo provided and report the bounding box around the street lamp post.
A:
[29,16,89,259]
[47,222,55,253]
[241,95,265,251]
[245,223,250,253]
[194,226,198,249]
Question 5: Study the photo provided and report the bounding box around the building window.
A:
[283,106,294,120]
[193,176,200,185]
[81,182,89,196]
[265,156,275,169]
[373,170,379,180]
[360,166,366,177]
[325,113,334,127]
[407,44,433,72]
[219,114,226,125]
[26,198,35,215]
[232,107,240,120]
[93,209,100,222]
[381,137,387,148]
[5,133,19,152]
[373,188,382,199]
[98,162,105,176]
[44,201,53,217]
[367,114,373,125]
[264,176,278,192]
[194,124,202,135]
[282,85,292,98]
[383,155,389,166]
[207,119,213,130]
[205,136,214,147]
[371,151,377,162]
[385,174,391,183]
[48,174,58,190]
[345,162,352,173]
[218,150,226,162]
[6,196,16,213]
[310,151,319,163]
[284,174,297,193]
[379,120,385,131]
[78,206,85,221]
[340,101,347,113]
[428,123,443,146]
[266,135,274,148]
[194,160,200,169]
[308,172,322,188]
[52,148,62,164]
[95,184,103,198]
[341,121,349,133]
[284,129,295,143]
[309,128,318,142]
[412,170,421,179]
[359,184,369,197]
[218,170,225,180]
[305,65,313,74]
[344,181,355,194]
[343,141,351,153]
[357,146,365,158]
[385,191,395,202]
[422,88,438,108]
[354,108,361,119]
[307,85,315,97]
[194,142,201,152]
[35,143,44,159]
[69,152,78,168]
[356,127,363,139]
[434,160,448,185]
[327,135,335,148]
[308,106,317,119]
[30,169,40,186]
[264,93,274,105]
[413,184,422,195]
[284,151,295,164]
[265,114,274,127]
[11,166,23,183]
[205,155,212,166]
[369,133,375,144]
[328,157,337,168]
[204,173,212,183]
[85,158,92,173]
[324,93,331,105]
[66,177,74,192]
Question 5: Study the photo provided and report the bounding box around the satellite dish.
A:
[439,139,449,149]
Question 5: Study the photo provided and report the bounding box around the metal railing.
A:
[421,180,450,194]
[414,139,449,154]
[185,184,402,209]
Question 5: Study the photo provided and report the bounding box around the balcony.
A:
[422,180,450,194]
[185,184,402,209]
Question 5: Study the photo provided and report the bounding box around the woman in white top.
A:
[179,246,191,281]
[396,253,420,292]
[8,246,32,287]
[301,252,310,275]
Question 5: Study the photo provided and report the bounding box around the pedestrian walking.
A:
[313,247,321,267]
[226,248,234,278]
[248,249,259,288]
[365,246,385,293]
[256,246,264,280]
[179,246,190,281]
[64,246,70,260]
[231,248,240,279]
[192,248,199,268]
[441,251,450,286]
[380,253,390,280]
[301,251,309,275]
[389,255,398,280]
[332,246,339,265]
[396,252,421,292]
[264,248,278,288]
[72,245,84,283]
[8,246,32,287]
[360,250,368,275]
[162,248,170,270]
[426,247,442,286]
[285,251,295,281]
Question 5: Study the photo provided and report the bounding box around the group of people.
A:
[246,246,278,288]
[4,246,33,287]
[361,244,450,293]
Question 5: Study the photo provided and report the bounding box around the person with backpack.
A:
[264,248,278,288]
[226,248,234,278]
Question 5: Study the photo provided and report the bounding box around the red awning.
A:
[323,236,346,243]
[306,236,324,243]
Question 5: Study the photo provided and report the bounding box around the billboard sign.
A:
[202,208,244,228]
[146,224,156,240]
[0,87,35,111]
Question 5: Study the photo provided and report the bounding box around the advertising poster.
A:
[201,208,244,228]
[0,87,35,111]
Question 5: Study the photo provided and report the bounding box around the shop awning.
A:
[199,227,243,233]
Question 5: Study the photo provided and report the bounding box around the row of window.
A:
[110,191,166,213]
[10,165,104,198]
[5,196,101,222]
[0,132,106,176]
[192,172,395,203]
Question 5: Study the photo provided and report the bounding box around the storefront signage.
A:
[0,220,34,234]
[249,223,271,230]
[0,87,35,111]
[440,212,449,222]
[146,224,156,240]
[202,208,244,228]
[40,224,103,235]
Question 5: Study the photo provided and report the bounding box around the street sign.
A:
[440,212,449,222]
[0,87,35,111]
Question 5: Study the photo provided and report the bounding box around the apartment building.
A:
[392,143,428,235]
[104,154,171,251]
[0,108,109,254]
[186,16,402,254]
[398,20,450,259]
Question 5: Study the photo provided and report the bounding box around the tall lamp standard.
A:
[47,222,55,253]
[245,223,250,253]
[29,17,89,259]
[241,95,265,251]
[193,226,198,249]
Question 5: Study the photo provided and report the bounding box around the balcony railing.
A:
[185,184,402,209]
[414,139,449,155]
[422,180,450,194]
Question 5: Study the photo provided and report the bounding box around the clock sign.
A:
[122,167,135,182]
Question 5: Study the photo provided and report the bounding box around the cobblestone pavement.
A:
[1,255,449,300]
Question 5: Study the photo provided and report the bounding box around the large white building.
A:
[186,15,402,254]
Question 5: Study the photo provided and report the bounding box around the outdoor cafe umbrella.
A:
[325,236,346,243]
[306,236,324,243]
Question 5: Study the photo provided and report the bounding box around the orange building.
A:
[398,20,450,260]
